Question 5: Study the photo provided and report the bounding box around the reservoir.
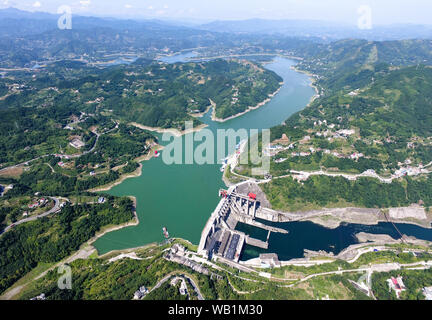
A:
[93,57,314,254]
[93,56,432,257]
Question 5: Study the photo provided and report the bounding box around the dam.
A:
[93,57,316,255]
[198,181,288,263]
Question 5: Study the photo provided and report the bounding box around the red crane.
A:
[219,190,228,198]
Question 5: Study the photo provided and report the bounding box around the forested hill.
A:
[236,42,432,213]
[297,39,432,94]
[295,65,432,139]
[0,59,281,129]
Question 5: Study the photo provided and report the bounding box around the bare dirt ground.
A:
[237,181,271,208]
[389,205,427,220]
[267,206,431,229]
[355,232,396,243]
[0,166,24,178]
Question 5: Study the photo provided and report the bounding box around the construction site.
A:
[198,181,288,265]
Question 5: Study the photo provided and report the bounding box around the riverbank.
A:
[291,65,320,107]
[130,122,208,137]
[88,146,163,192]
[211,84,283,123]
[268,204,432,230]
[240,234,432,269]
[88,195,140,253]
[0,195,140,300]
[190,103,213,118]
[187,53,304,62]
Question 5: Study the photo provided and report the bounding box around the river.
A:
[93,56,314,254]
[93,55,432,259]
[237,220,432,261]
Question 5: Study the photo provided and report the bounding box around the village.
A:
[263,119,432,182]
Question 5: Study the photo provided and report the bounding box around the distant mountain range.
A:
[0,8,432,68]
[198,18,432,41]
[0,8,200,37]
[1,8,432,41]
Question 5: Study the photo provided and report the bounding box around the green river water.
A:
[93,57,315,254]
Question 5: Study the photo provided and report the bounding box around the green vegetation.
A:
[144,281,188,300]
[263,174,432,211]
[17,242,376,300]
[0,59,281,132]
[18,245,235,300]
[232,43,432,215]
[0,197,134,294]
[372,268,432,300]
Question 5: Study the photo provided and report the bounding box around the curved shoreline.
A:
[93,57,318,255]
[240,236,432,268]
[88,147,162,192]
[211,84,284,123]
[291,65,320,107]
[300,210,432,230]
[130,122,208,137]
[88,195,140,252]
[0,195,141,300]
[187,53,304,62]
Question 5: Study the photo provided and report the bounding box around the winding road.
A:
[0,130,101,174]
[1,197,61,234]
[148,272,204,300]
[229,161,432,186]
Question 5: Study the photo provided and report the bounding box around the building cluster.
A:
[69,137,85,149]
[165,244,210,276]
[387,276,406,299]
[315,129,356,141]
[267,127,364,164]
[30,293,46,300]
[86,97,104,105]
[259,253,281,268]
[422,286,432,300]
[264,143,295,157]
[392,162,427,179]
[28,198,48,210]
[133,286,149,300]
[170,276,188,296]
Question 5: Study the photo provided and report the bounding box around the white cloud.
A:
[148,5,153,10]
[163,4,168,9]
[32,1,41,8]
[124,4,132,9]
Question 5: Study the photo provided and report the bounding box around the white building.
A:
[387,276,406,299]
[179,280,188,296]
[422,287,432,300]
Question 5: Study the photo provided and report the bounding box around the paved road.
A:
[148,272,205,300]
[0,130,101,173]
[1,197,60,234]
[280,261,432,289]
[186,275,204,300]
[229,160,432,186]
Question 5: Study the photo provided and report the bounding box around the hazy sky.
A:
[2,0,432,25]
